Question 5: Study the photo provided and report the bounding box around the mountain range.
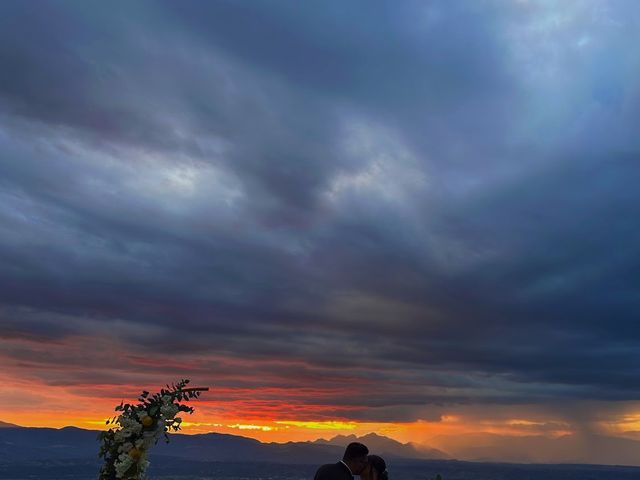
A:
[3,423,640,467]
[314,433,448,460]
[0,424,444,465]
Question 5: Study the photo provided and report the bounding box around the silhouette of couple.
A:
[314,442,387,480]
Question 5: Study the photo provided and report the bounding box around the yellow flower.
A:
[128,447,142,460]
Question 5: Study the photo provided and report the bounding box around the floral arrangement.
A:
[98,379,208,480]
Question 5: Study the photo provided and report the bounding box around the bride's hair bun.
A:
[367,455,388,480]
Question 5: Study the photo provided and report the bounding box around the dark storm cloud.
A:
[1,0,640,423]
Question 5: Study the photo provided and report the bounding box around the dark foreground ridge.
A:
[2,457,640,480]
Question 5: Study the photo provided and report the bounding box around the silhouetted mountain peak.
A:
[313,432,449,460]
[0,421,21,428]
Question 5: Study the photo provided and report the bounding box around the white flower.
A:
[114,453,136,479]
[160,404,179,418]
[117,416,143,438]
[119,416,142,431]
[116,441,134,454]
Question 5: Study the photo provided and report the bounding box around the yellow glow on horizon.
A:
[227,424,276,431]
[275,420,359,430]
[180,422,224,428]
[86,419,113,427]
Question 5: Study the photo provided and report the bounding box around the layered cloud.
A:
[1,0,639,445]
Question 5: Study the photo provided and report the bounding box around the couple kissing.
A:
[314,442,388,480]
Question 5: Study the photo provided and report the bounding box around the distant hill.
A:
[0,426,428,465]
[430,432,640,466]
[4,424,640,468]
[0,421,20,428]
[0,426,98,462]
[314,432,449,460]
[152,431,345,464]
[0,425,447,465]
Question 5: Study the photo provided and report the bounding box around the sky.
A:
[1,0,640,464]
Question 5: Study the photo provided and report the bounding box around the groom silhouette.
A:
[314,442,369,480]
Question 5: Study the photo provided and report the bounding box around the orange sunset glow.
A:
[0,374,578,444]
[5,374,640,449]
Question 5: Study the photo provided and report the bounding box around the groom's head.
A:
[343,442,369,475]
